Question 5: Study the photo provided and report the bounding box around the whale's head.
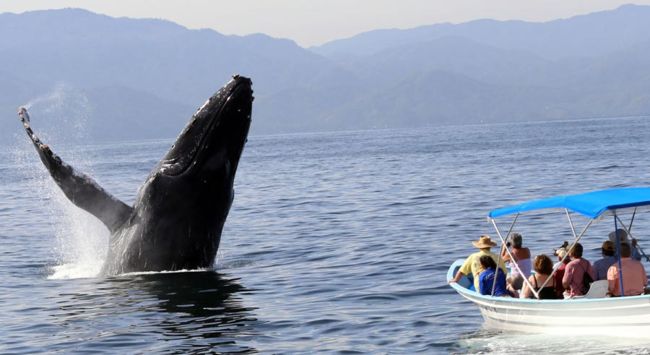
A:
[160,75,253,179]
[127,76,252,267]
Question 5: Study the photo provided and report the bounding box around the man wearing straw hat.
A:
[450,235,507,291]
[608,229,643,261]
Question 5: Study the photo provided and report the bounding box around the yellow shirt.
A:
[459,250,507,290]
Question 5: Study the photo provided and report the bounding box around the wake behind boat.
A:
[448,187,650,337]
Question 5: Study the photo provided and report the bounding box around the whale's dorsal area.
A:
[20,76,254,275]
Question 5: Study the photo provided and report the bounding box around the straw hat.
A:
[472,235,497,248]
[608,229,628,242]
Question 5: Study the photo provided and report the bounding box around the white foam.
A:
[118,268,213,277]
[48,194,109,279]
[461,329,650,354]
[48,261,105,280]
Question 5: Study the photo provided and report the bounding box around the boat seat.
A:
[584,280,608,298]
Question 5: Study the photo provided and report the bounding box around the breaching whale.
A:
[19,75,253,275]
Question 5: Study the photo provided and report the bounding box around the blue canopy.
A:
[489,187,650,219]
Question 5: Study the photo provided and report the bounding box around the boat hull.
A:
[448,259,650,337]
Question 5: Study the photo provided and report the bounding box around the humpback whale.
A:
[19,75,253,275]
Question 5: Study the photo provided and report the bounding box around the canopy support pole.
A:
[491,214,518,296]
[614,214,650,262]
[614,212,625,297]
[490,215,541,299]
[566,209,577,240]
[614,214,633,238]
[538,212,594,293]
[623,209,650,262]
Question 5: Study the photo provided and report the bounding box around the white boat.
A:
[448,187,650,337]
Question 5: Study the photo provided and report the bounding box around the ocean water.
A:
[2,117,650,353]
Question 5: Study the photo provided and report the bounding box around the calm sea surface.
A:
[3,117,650,353]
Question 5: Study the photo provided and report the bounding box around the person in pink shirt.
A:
[607,243,648,297]
[562,243,596,297]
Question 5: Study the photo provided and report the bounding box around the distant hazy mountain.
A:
[2,5,650,145]
[312,4,650,61]
[312,3,650,125]
[0,8,355,144]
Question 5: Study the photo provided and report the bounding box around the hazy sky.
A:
[3,0,650,47]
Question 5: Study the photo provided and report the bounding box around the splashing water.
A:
[15,84,107,279]
[21,82,90,142]
[47,194,108,279]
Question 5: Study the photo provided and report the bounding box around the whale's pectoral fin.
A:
[18,107,133,233]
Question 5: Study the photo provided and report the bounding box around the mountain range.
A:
[2,5,650,145]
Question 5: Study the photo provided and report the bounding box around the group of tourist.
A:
[449,230,648,299]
